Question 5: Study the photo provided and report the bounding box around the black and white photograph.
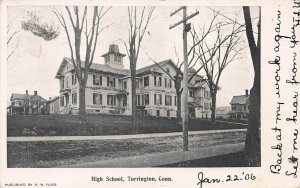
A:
[5,5,261,168]
[2,0,299,187]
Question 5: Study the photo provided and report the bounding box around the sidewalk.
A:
[62,142,245,168]
[7,129,246,142]
[215,120,248,126]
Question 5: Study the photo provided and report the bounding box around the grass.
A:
[7,114,248,136]
[158,151,256,167]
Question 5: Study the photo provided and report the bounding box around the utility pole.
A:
[169,6,199,151]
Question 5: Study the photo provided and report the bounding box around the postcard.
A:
[0,0,299,187]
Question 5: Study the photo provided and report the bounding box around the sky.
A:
[6,6,259,107]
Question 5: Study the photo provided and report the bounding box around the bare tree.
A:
[53,6,111,123]
[192,20,244,122]
[147,49,183,123]
[147,46,204,124]
[243,6,261,166]
[146,12,220,126]
[123,6,155,129]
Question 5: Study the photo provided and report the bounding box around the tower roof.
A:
[101,44,126,57]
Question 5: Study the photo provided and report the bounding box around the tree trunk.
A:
[131,64,137,131]
[78,83,86,124]
[211,91,217,122]
[176,89,182,124]
[244,33,261,166]
[244,84,260,166]
[243,6,261,166]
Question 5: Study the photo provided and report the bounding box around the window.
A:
[166,68,170,73]
[145,94,149,105]
[136,79,139,89]
[154,94,162,105]
[123,81,127,90]
[165,95,172,106]
[167,110,170,117]
[154,76,162,87]
[165,78,167,88]
[175,96,177,106]
[65,95,69,105]
[136,94,141,105]
[204,103,210,110]
[142,95,145,105]
[14,100,21,106]
[123,96,127,107]
[61,78,64,89]
[93,75,102,86]
[72,74,77,85]
[189,90,194,98]
[114,55,117,61]
[156,110,160,117]
[60,96,64,106]
[204,90,210,98]
[144,76,149,87]
[66,77,70,88]
[107,77,116,87]
[93,93,102,105]
[72,92,77,104]
[166,78,172,88]
[232,105,236,110]
[117,56,121,62]
[107,95,116,106]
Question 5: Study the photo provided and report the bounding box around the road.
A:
[7,129,247,168]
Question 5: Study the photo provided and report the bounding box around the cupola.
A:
[101,44,126,69]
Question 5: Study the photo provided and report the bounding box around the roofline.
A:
[101,51,126,57]
[55,57,73,79]
[136,59,181,75]
[10,93,47,101]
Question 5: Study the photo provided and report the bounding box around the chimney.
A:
[49,97,51,100]
[26,90,28,95]
[245,89,249,97]
[34,91,37,96]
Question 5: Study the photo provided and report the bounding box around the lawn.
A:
[158,151,254,167]
[7,130,246,167]
[7,114,247,136]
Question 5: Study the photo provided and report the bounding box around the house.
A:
[187,68,212,119]
[216,106,231,119]
[229,90,250,120]
[8,90,47,115]
[55,44,212,118]
[45,96,59,114]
